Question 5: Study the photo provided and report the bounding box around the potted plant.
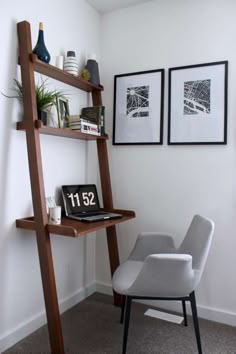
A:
[3,78,67,125]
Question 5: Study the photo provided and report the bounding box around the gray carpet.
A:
[3,293,236,353]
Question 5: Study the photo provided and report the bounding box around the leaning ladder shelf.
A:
[16,21,135,354]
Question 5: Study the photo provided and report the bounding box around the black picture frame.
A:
[113,69,164,145]
[168,61,228,145]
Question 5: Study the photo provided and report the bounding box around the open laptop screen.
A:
[62,184,100,215]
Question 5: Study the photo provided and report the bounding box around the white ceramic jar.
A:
[63,51,78,76]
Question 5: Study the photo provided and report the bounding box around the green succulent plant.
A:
[3,78,66,112]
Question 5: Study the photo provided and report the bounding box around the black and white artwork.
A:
[168,61,228,145]
[184,79,211,115]
[113,69,164,145]
[126,85,149,118]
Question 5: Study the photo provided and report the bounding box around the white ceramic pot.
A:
[63,51,78,76]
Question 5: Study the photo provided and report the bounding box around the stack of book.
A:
[68,115,100,136]
[81,106,105,136]
[68,106,105,136]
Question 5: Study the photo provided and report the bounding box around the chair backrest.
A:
[178,215,214,271]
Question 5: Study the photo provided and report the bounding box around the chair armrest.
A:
[128,254,196,297]
[129,232,176,261]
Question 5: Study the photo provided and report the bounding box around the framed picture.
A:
[168,61,228,145]
[113,69,164,145]
[56,97,70,128]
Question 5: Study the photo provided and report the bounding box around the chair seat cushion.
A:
[112,260,143,295]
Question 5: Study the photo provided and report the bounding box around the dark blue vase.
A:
[32,22,50,63]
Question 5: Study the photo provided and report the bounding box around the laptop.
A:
[62,184,122,222]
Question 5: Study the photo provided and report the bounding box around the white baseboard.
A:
[96,280,113,296]
[95,281,236,327]
[0,281,96,353]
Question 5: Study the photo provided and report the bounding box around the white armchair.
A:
[112,215,214,354]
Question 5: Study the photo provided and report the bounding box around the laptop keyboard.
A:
[74,211,107,217]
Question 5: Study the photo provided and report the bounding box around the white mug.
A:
[49,206,61,225]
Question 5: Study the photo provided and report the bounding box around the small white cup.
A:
[55,55,64,70]
[49,206,61,225]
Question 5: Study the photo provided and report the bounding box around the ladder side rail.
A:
[92,91,122,306]
[17,21,65,353]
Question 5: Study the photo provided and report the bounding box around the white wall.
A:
[0,0,101,351]
[97,0,236,325]
[2,0,236,350]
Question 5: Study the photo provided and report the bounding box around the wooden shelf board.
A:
[23,54,104,93]
[16,209,135,237]
[16,121,108,140]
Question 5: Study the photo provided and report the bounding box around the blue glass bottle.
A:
[32,22,50,63]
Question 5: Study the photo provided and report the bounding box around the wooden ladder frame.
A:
[17,21,123,353]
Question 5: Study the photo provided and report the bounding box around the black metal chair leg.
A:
[120,295,126,324]
[182,300,188,326]
[122,296,132,354]
[190,291,202,354]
